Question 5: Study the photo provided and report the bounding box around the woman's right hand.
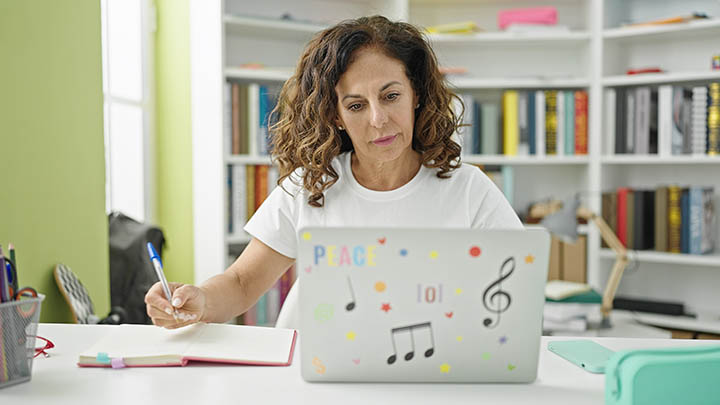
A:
[144,282,207,329]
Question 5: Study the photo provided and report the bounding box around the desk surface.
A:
[3,324,711,404]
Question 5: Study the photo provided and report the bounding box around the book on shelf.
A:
[709,83,720,154]
[454,89,587,157]
[545,90,557,155]
[600,185,716,254]
[543,289,602,333]
[607,82,720,156]
[502,90,519,155]
[545,280,591,301]
[226,164,278,240]
[240,265,297,327]
[226,81,279,156]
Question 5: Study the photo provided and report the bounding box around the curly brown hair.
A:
[270,15,462,207]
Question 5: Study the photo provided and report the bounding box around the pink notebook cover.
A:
[78,330,297,368]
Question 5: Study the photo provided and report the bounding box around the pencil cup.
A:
[0,294,44,389]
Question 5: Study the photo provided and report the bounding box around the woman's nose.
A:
[369,103,388,128]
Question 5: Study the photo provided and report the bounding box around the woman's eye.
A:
[386,93,399,101]
[348,103,362,111]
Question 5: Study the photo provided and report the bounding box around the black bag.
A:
[108,212,166,324]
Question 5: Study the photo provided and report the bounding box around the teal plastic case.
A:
[547,340,614,373]
[605,345,720,405]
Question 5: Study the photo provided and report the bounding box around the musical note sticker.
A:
[482,257,515,328]
[386,322,435,365]
[346,276,356,311]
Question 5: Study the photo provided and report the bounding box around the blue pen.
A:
[146,242,179,320]
[0,246,9,302]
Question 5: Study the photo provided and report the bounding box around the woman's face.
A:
[335,47,418,163]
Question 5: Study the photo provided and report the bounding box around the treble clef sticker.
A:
[482,256,515,328]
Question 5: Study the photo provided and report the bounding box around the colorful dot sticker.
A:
[469,246,482,257]
[314,304,334,322]
[346,331,356,341]
[525,254,535,264]
[399,248,408,256]
[499,336,508,345]
[378,237,386,245]
[456,336,463,342]
[380,303,392,313]
[352,358,360,365]
[440,363,451,374]
[429,250,439,259]
[508,364,517,371]
[482,353,491,360]
[312,357,326,374]
[455,288,463,295]
[374,281,387,292]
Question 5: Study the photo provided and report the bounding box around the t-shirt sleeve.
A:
[469,169,524,230]
[243,178,301,259]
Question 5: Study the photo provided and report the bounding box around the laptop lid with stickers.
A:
[297,227,550,383]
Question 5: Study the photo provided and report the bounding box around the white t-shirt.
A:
[245,151,522,259]
[243,151,522,329]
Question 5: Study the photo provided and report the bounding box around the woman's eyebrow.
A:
[341,81,403,102]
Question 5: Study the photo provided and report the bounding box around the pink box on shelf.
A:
[498,6,558,30]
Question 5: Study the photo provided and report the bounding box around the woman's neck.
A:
[350,150,422,191]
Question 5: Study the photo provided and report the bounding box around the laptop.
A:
[297,227,550,382]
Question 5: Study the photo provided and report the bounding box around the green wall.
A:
[155,0,194,284]
[0,0,109,322]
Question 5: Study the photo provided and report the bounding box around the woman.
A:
[145,15,521,329]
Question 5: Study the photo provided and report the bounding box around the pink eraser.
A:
[498,7,558,30]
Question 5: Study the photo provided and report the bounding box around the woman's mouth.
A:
[373,134,397,146]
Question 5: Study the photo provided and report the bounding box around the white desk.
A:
[3,324,710,404]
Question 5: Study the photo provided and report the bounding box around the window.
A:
[101,0,155,222]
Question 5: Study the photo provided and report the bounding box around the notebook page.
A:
[183,324,295,364]
[80,324,204,359]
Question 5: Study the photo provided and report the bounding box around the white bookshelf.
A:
[427,31,590,45]
[190,0,720,314]
[601,155,720,165]
[603,71,720,87]
[448,77,590,89]
[603,18,720,41]
[600,249,720,267]
[463,155,589,166]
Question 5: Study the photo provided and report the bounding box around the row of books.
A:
[226,164,279,235]
[601,186,716,255]
[454,90,588,156]
[239,265,297,327]
[605,82,720,155]
[224,81,279,156]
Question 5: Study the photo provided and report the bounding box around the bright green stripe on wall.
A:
[0,0,108,322]
[155,0,194,284]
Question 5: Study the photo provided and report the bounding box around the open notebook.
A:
[78,323,297,367]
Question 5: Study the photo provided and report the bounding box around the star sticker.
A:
[525,254,535,264]
[499,336,508,345]
[302,232,312,240]
[440,363,451,373]
[381,303,392,313]
[429,250,439,259]
[346,331,356,341]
